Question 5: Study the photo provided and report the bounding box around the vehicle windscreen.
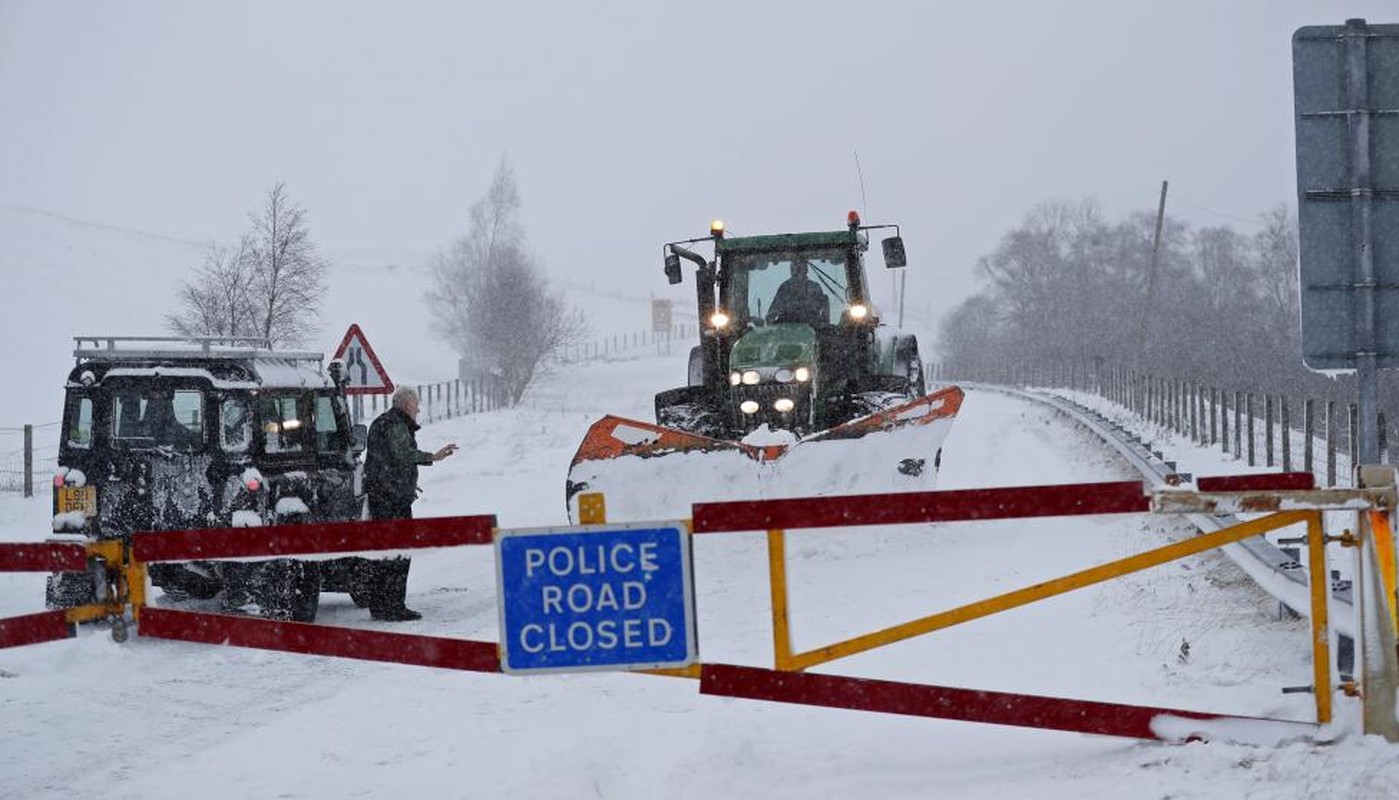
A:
[259,394,307,454]
[729,248,848,326]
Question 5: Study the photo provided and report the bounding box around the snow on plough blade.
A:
[565,385,965,524]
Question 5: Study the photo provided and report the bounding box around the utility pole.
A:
[1135,180,1170,363]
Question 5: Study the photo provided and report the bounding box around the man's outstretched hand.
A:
[432,444,459,461]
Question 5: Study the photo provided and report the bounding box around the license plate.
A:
[56,485,97,517]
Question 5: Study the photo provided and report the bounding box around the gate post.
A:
[1357,466,1399,741]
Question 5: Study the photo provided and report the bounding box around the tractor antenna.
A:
[853,150,869,219]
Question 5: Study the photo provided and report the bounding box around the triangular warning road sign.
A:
[332,324,395,395]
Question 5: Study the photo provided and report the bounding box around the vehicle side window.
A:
[66,396,93,449]
[260,395,306,454]
[220,396,252,452]
[112,389,204,449]
[314,394,348,454]
[171,391,203,438]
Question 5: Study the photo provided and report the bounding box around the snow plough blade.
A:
[566,385,965,524]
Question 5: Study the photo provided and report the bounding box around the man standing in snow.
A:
[358,385,458,621]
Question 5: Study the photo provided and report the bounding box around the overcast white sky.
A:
[2,0,1396,332]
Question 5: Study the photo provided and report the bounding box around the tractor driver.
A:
[766,259,829,325]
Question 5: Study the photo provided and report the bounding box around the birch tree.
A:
[244,182,328,345]
[168,182,327,346]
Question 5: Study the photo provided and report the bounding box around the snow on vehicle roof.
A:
[95,360,333,389]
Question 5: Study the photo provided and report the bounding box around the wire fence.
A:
[0,422,60,494]
[1,324,695,496]
[932,360,1383,489]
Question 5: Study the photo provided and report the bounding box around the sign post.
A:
[651,299,673,333]
[495,522,697,674]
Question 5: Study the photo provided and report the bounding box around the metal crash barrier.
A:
[3,474,1396,743]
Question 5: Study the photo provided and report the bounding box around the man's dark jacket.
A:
[364,407,433,506]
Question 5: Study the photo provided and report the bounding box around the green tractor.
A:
[566,212,963,523]
[656,212,927,437]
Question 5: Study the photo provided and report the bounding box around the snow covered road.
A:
[2,345,1397,799]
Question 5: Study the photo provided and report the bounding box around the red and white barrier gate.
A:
[131,514,501,671]
[4,473,1395,744]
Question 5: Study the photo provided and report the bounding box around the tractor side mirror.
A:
[664,253,683,285]
[351,423,367,455]
[882,236,907,269]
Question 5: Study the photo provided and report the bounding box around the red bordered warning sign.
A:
[332,324,394,395]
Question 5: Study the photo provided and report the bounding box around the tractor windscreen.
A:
[730,248,848,326]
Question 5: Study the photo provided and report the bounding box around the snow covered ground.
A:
[3,342,1398,799]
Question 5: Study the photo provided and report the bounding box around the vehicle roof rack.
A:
[72,336,324,367]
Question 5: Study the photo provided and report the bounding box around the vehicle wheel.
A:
[46,570,97,609]
[256,559,321,622]
[150,563,223,602]
[657,402,726,438]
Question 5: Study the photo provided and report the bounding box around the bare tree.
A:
[168,183,327,346]
[245,183,328,345]
[429,159,586,404]
[166,239,258,339]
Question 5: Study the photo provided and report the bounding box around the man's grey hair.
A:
[391,386,419,410]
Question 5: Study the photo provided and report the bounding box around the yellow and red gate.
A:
[3,472,1396,743]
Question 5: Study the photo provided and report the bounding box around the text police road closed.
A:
[496,524,696,673]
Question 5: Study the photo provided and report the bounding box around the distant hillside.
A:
[0,202,694,427]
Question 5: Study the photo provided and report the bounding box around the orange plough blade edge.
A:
[570,385,965,469]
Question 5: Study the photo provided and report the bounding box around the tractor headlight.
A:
[741,370,761,385]
[848,304,869,321]
[773,398,795,413]
[794,366,811,382]
[774,368,794,383]
[729,371,741,386]
[709,310,731,329]
[739,400,760,414]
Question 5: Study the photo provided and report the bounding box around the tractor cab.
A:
[657,212,916,437]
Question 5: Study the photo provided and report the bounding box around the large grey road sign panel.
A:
[1293,21,1399,370]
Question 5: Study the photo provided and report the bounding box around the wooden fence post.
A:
[1190,383,1199,442]
[1326,400,1337,486]
[1221,389,1230,454]
[23,424,33,499]
[1349,403,1359,476]
[1265,395,1274,467]
[1304,398,1315,476]
[1380,412,1388,465]
[1210,387,1219,446]
[1247,393,1255,466]
[1282,397,1292,472]
[1234,391,1242,460]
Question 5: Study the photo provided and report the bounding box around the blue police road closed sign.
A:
[495,522,696,674]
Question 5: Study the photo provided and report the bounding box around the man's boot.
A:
[367,557,420,621]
